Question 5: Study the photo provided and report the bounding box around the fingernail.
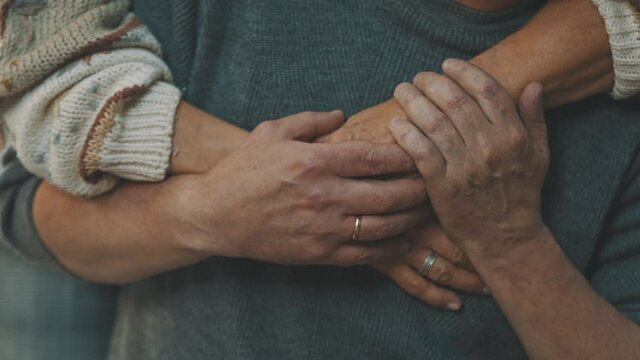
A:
[446,303,461,312]
[482,287,491,295]
[442,58,462,69]
[330,109,343,116]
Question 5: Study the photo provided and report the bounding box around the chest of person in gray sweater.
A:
[104,1,640,359]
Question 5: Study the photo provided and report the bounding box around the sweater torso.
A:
[109,1,640,359]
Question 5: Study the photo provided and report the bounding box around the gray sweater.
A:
[2,1,640,359]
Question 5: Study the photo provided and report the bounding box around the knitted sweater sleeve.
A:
[0,0,181,197]
[591,0,640,100]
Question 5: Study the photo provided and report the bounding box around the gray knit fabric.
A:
[1,1,640,359]
[0,149,117,360]
[108,1,640,359]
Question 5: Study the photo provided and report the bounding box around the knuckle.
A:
[403,277,425,298]
[373,189,396,212]
[423,113,447,134]
[445,91,469,112]
[509,130,528,152]
[300,242,329,262]
[479,81,501,100]
[302,187,330,211]
[354,250,376,266]
[431,263,454,283]
[373,221,396,239]
[451,246,467,266]
[290,153,324,178]
[414,142,436,162]
[481,146,500,168]
[364,146,385,174]
[254,120,279,135]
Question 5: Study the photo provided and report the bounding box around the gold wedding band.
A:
[352,215,363,241]
[419,251,439,277]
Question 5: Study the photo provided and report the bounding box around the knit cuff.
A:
[591,0,640,100]
[84,82,181,182]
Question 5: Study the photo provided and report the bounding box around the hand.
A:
[389,60,550,261]
[180,111,430,266]
[372,220,486,312]
[318,100,405,144]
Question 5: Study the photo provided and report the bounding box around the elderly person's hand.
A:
[389,59,549,263]
[318,100,401,144]
[385,59,640,360]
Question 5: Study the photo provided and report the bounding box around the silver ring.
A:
[352,216,363,241]
[419,251,439,277]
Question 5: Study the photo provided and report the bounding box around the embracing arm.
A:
[323,0,623,144]
[32,102,247,284]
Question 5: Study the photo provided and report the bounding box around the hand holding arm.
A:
[34,111,427,284]
[389,60,640,359]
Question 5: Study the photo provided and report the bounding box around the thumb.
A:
[274,110,345,142]
[518,83,548,154]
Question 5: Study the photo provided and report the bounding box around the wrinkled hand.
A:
[182,111,430,266]
[389,60,550,262]
[318,99,405,144]
[373,219,486,311]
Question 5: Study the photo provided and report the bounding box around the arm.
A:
[33,111,430,284]
[390,60,640,359]
[475,229,640,359]
[322,0,616,144]
[0,0,183,197]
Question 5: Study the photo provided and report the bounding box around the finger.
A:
[271,110,345,141]
[410,225,475,271]
[441,59,520,127]
[407,248,485,295]
[317,141,417,177]
[412,71,490,145]
[388,117,446,182]
[389,265,462,311]
[343,206,429,242]
[393,82,465,162]
[339,177,427,215]
[329,238,411,266]
[518,83,549,153]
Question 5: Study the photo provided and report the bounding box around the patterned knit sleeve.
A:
[591,0,640,100]
[0,0,181,197]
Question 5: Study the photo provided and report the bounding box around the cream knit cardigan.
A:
[0,0,180,196]
[0,0,638,197]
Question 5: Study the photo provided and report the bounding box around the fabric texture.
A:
[0,0,181,197]
[0,1,639,360]
[591,0,640,99]
[103,1,639,359]
[0,148,117,360]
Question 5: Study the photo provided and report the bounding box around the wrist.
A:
[469,225,560,288]
[165,172,234,259]
[169,102,248,175]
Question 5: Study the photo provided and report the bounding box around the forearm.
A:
[471,0,612,108]
[168,102,248,175]
[31,102,247,284]
[33,175,205,285]
[474,229,640,360]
